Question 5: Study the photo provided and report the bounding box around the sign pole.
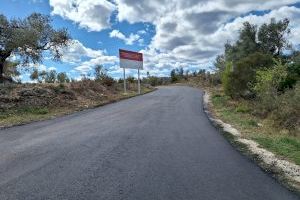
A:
[138,68,141,94]
[123,67,126,93]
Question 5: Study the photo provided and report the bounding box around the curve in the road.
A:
[0,86,299,200]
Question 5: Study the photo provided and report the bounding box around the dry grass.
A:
[0,82,154,128]
[210,90,300,165]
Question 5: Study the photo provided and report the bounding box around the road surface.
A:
[0,86,298,200]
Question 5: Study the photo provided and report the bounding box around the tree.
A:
[170,69,178,82]
[38,70,47,83]
[214,55,226,73]
[94,65,106,80]
[258,18,290,56]
[45,70,57,83]
[30,68,39,82]
[178,67,184,78]
[3,61,20,81]
[0,13,70,83]
[253,60,288,113]
[94,65,115,86]
[57,72,70,83]
[278,51,300,90]
[225,22,259,63]
[222,52,274,98]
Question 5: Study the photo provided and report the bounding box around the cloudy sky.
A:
[1,0,300,80]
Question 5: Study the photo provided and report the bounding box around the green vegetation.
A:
[0,13,70,83]
[210,92,300,165]
[254,136,300,165]
[182,18,300,165]
[0,83,154,127]
[214,18,299,136]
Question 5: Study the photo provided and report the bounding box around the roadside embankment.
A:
[0,81,154,128]
[203,91,300,192]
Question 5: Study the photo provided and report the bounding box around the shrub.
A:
[222,62,236,97]
[271,83,300,132]
[222,53,274,98]
[101,76,115,86]
[235,104,251,113]
[253,60,287,114]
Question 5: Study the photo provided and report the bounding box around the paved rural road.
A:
[0,86,299,200]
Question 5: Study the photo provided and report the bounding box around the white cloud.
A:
[48,66,57,71]
[114,1,300,72]
[58,40,118,74]
[48,0,300,76]
[74,54,118,74]
[60,39,111,63]
[109,29,140,45]
[49,0,116,31]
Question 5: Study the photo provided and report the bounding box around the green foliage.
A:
[57,72,70,83]
[45,70,57,83]
[0,12,70,82]
[94,65,115,86]
[30,69,39,82]
[221,62,235,97]
[225,22,259,62]
[222,53,274,98]
[254,60,287,95]
[147,76,162,86]
[271,83,300,131]
[170,69,178,82]
[94,65,105,80]
[21,107,49,115]
[280,52,300,90]
[3,61,20,78]
[30,69,71,84]
[258,18,290,56]
[214,55,226,73]
[253,60,288,113]
[235,104,251,113]
[254,136,300,165]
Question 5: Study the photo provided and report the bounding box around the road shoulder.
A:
[203,91,300,194]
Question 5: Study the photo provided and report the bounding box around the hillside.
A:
[0,81,153,127]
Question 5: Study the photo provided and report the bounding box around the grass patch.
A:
[210,91,300,165]
[253,136,300,165]
[0,86,155,128]
[20,107,49,115]
[235,104,251,113]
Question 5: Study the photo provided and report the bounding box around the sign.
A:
[119,49,143,94]
[119,49,143,69]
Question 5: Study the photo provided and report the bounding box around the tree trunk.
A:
[0,61,3,83]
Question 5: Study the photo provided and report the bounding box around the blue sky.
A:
[1,0,300,81]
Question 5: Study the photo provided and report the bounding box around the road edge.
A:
[202,90,300,194]
[0,88,156,130]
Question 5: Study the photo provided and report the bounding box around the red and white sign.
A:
[119,49,143,69]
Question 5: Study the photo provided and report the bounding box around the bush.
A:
[222,53,274,98]
[253,60,287,114]
[271,83,300,132]
[148,76,163,86]
[235,104,251,113]
[222,62,236,97]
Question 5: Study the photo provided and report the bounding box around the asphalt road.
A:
[0,86,298,200]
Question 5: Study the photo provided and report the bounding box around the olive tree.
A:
[0,13,70,83]
[258,18,290,56]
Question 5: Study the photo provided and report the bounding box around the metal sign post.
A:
[138,68,141,94]
[119,49,143,94]
[123,67,126,93]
